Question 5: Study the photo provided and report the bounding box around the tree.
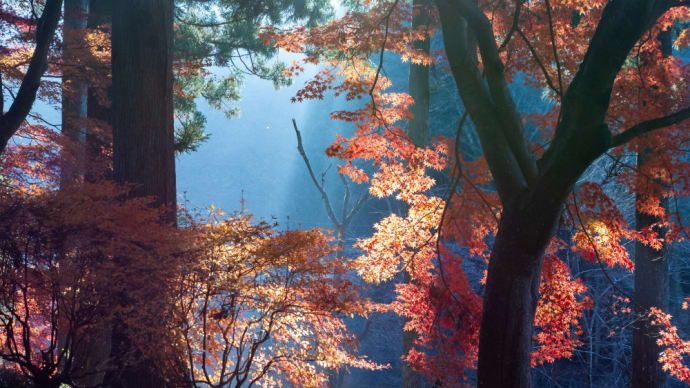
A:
[172,210,381,388]
[0,0,63,155]
[0,181,185,388]
[404,1,432,386]
[631,28,675,388]
[60,0,90,184]
[107,0,176,386]
[172,0,335,153]
[266,0,690,386]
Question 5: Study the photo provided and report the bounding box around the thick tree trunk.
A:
[85,0,112,182]
[72,4,113,385]
[107,0,175,386]
[60,0,89,184]
[477,196,562,388]
[111,0,175,211]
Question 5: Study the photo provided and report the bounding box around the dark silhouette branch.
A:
[0,0,63,155]
[610,107,690,148]
[436,0,528,202]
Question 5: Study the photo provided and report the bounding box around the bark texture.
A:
[61,0,90,184]
[631,31,671,388]
[107,0,175,386]
[631,190,669,388]
[111,0,175,211]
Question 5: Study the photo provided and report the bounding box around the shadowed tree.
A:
[0,0,63,155]
[106,0,176,386]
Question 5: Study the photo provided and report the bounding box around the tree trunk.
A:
[477,195,562,388]
[631,192,668,388]
[631,28,672,388]
[0,0,63,155]
[85,0,112,182]
[403,1,431,387]
[111,0,175,211]
[60,0,89,184]
[107,0,175,386]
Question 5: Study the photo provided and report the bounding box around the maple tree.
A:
[171,209,381,388]
[3,0,690,386]
[264,0,690,386]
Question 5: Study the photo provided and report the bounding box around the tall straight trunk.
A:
[60,0,89,184]
[69,5,114,387]
[107,0,175,386]
[85,0,112,182]
[404,1,431,387]
[631,187,668,388]
[631,29,672,388]
[111,0,175,211]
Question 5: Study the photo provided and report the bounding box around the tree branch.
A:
[610,107,690,148]
[445,0,538,186]
[292,119,341,227]
[435,0,530,202]
[0,0,63,155]
[538,0,674,201]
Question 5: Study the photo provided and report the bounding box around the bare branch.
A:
[292,119,341,227]
[610,107,690,148]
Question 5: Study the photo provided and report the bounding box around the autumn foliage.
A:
[264,0,690,385]
[2,0,690,387]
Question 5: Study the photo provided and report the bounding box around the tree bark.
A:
[111,0,175,211]
[60,0,89,184]
[85,0,112,182]
[631,189,669,388]
[631,28,672,388]
[107,0,175,386]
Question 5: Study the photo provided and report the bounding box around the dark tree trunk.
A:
[85,0,112,182]
[631,191,669,388]
[477,194,562,387]
[107,0,175,386]
[111,0,175,211]
[631,29,672,388]
[60,0,89,184]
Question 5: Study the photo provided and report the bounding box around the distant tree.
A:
[60,0,89,184]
